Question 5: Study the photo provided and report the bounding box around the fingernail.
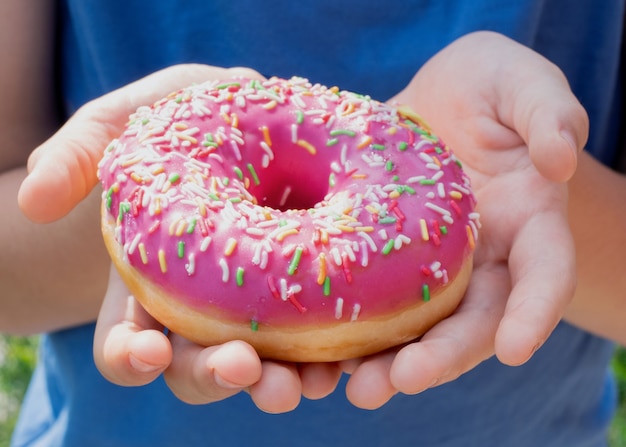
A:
[560,129,579,155]
[213,371,243,390]
[129,353,162,373]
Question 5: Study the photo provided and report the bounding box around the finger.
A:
[163,337,262,405]
[344,351,397,410]
[389,262,509,395]
[495,206,576,365]
[249,361,302,414]
[508,73,589,183]
[298,362,343,400]
[18,65,264,223]
[93,267,172,386]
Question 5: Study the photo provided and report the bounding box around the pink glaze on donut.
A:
[98,77,480,329]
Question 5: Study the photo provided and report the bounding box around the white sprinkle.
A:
[291,123,298,143]
[200,236,212,252]
[358,231,378,252]
[219,258,229,282]
[230,141,242,161]
[279,186,292,207]
[350,304,362,321]
[335,298,344,319]
[280,278,289,301]
[378,229,388,241]
[360,241,370,267]
[185,253,196,276]
[425,202,452,216]
[128,233,142,255]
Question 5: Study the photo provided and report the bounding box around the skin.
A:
[8,14,615,414]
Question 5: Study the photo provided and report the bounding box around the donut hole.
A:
[249,166,331,211]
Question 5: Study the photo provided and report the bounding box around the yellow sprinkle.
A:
[138,243,148,264]
[420,219,429,241]
[175,133,198,145]
[154,197,161,215]
[158,249,167,273]
[262,100,278,110]
[387,126,398,135]
[341,102,355,116]
[130,173,146,184]
[389,190,401,199]
[120,155,143,168]
[317,253,327,285]
[357,135,372,149]
[355,226,375,233]
[220,113,231,124]
[224,238,238,256]
[297,139,317,155]
[231,113,239,128]
[397,104,433,133]
[276,228,299,242]
[260,126,272,147]
[351,173,368,180]
[175,219,187,237]
[466,225,476,249]
[432,156,442,167]
[450,191,463,200]
[195,197,207,217]
[336,225,356,233]
[173,122,188,130]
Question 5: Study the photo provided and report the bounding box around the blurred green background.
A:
[0,335,625,446]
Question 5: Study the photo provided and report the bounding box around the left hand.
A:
[340,31,588,409]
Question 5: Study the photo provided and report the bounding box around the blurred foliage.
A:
[0,336,38,447]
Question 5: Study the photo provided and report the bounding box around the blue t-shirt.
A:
[12,1,624,446]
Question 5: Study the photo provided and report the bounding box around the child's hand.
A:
[18,64,342,413]
[340,31,588,409]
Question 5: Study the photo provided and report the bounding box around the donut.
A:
[98,76,480,362]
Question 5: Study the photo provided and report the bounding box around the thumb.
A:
[18,64,263,223]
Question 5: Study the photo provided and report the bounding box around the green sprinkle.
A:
[402,185,416,195]
[323,276,331,296]
[118,202,131,221]
[247,163,260,186]
[186,218,197,234]
[236,267,245,286]
[326,138,339,146]
[228,197,242,203]
[223,177,230,186]
[279,219,288,227]
[296,110,305,124]
[378,216,397,225]
[329,129,356,137]
[422,284,431,302]
[440,226,448,235]
[372,144,386,151]
[209,193,220,201]
[141,118,150,125]
[386,161,394,172]
[217,82,241,90]
[177,241,185,258]
[250,320,259,332]
[106,187,115,210]
[382,239,395,255]
[419,179,436,185]
[288,246,304,275]
[398,141,409,151]
[233,166,244,181]
[169,173,181,184]
[329,173,336,188]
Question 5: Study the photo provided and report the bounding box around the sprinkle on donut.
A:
[98,76,480,332]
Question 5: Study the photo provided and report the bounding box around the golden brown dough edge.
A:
[101,208,473,362]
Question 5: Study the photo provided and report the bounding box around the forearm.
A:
[0,167,109,334]
[563,150,626,345]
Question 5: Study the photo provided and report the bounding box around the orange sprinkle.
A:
[320,229,329,245]
[262,100,278,110]
[151,165,165,175]
[357,135,373,149]
[297,139,317,155]
[154,197,161,215]
[231,113,239,128]
[276,228,299,242]
[317,253,327,285]
[260,126,272,147]
[466,225,476,249]
[351,173,368,180]
[173,122,188,130]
